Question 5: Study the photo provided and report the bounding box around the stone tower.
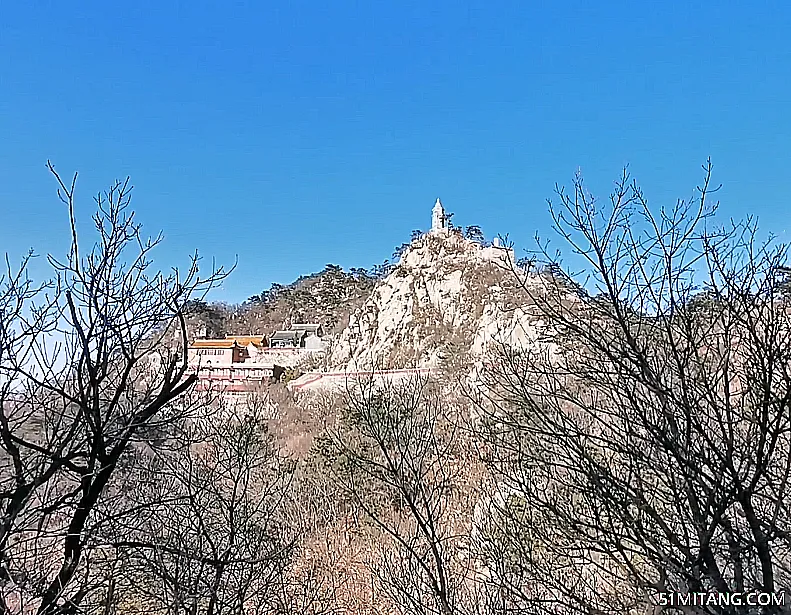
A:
[431,197,446,233]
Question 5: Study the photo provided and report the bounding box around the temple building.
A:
[267,323,325,349]
[186,324,325,392]
[186,335,279,391]
[188,335,267,366]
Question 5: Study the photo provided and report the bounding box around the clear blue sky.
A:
[1,2,788,302]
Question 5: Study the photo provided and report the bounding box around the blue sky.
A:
[1,2,789,302]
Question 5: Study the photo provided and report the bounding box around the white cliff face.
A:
[330,232,545,371]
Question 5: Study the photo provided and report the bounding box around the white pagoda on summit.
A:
[431,198,447,233]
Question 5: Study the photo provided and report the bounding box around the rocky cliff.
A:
[329,231,549,372]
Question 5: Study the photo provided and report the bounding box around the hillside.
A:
[182,230,550,378]
[185,263,380,341]
[9,172,778,615]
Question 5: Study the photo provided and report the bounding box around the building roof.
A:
[190,339,238,349]
[225,335,266,347]
[270,330,300,341]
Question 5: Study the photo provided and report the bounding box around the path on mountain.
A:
[288,367,435,391]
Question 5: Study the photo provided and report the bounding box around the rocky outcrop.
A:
[330,232,546,371]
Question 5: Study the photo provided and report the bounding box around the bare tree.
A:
[104,394,305,615]
[0,163,228,614]
[471,161,791,614]
[322,373,484,615]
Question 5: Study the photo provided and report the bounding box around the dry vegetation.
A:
[3,162,791,615]
[186,264,379,341]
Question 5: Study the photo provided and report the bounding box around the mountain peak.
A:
[330,232,532,371]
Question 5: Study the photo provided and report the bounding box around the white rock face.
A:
[330,232,543,370]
